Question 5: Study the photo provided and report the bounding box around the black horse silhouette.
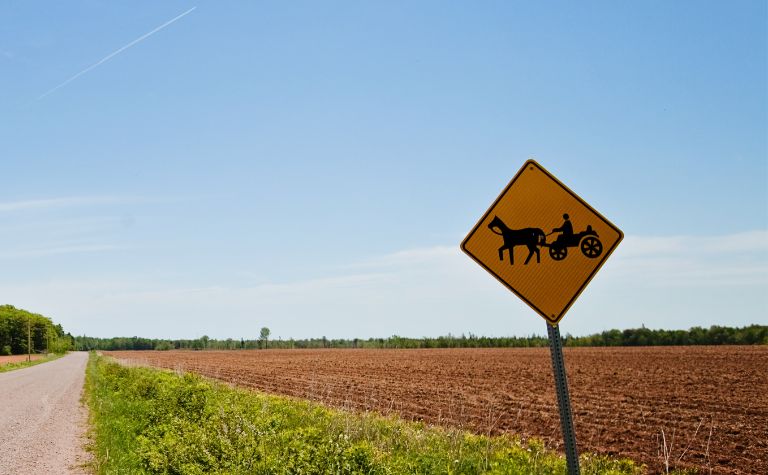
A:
[488,215,545,265]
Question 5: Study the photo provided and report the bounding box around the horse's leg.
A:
[535,246,541,263]
[524,245,534,265]
[498,247,504,262]
[509,246,514,265]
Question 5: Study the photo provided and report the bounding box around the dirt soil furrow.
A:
[107,346,767,474]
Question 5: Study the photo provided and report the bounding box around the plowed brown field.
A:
[107,347,767,474]
[0,354,42,365]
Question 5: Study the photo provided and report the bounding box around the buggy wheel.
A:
[580,236,603,258]
[549,246,567,261]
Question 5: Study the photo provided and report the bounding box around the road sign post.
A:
[461,159,622,474]
[548,323,579,474]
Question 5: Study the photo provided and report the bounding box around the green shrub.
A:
[1,345,11,356]
[154,341,175,351]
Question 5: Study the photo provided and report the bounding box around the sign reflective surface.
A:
[461,160,623,324]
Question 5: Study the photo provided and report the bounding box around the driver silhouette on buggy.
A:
[552,213,573,245]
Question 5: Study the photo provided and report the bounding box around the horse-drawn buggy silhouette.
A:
[488,215,603,265]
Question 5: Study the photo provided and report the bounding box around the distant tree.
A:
[154,341,174,351]
[260,327,270,349]
[0,305,72,354]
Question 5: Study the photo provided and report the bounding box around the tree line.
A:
[0,305,74,355]
[74,324,767,351]
[563,324,767,347]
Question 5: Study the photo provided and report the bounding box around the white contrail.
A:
[36,6,197,101]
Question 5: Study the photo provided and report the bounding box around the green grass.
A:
[85,352,645,475]
[0,353,64,373]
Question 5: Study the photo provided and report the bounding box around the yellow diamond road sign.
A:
[461,160,623,325]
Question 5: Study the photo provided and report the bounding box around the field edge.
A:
[83,352,658,474]
[0,353,65,373]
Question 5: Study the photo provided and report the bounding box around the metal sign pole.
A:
[547,323,580,474]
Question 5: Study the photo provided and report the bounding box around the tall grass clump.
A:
[86,352,643,474]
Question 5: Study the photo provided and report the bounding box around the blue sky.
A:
[1,1,766,339]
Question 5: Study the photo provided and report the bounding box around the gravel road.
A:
[0,352,90,474]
